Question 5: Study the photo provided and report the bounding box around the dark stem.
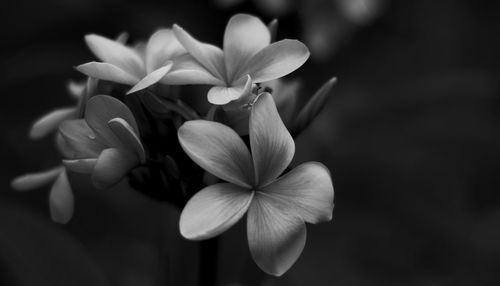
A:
[199,237,219,286]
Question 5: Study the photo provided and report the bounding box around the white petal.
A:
[67,80,86,98]
[172,24,226,81]
[180,183,254,240]
[145,29,186,73]
[85,34,145,77]
[241,39,310,83]
[161,54,225,85]
[262,162,334,223]
[250,93,294,186]
[63,158,98,174]
[126,63,172,95]
[77,62,140,85]
[85,95,139,148]
[91,148,138,189]
[178,120,254,187]
[207,75,252,105]
[59,119,106,158]
[247,195,306,276]
[223,14,270,82]
[29,108,78,139]
[11,167,63,191]
[108,118,145,163]
[49,169,74,224]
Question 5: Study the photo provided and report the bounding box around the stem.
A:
[199,237,219,286]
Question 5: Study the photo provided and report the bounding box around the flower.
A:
[77,29,185,94]
[163,14,310,105]
[59,95,146,189]
[177,93,334,276]
[29,78,97,139]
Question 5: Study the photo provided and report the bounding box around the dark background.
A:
[1,0,500,285]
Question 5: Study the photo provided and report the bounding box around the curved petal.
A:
[262,162,334,224]
[238,39,310,83]
[161,54,225,85]
[250,93,294,187]
[63,158,98,174]
[85,34,145,77]
[11,167,63,191]
[172,24,226,81]
[29,107,77,139]
[77,62,140,85]
[178,120,254,187]
[180,183,254,240]
[49,170,74,224]
[91,148,138,189]
[145,29,186,72]
[85,95,139,148]
[126,63,172,95]
[223,14,270,82]
[59,119,106,158]
[108,118,145,163]
[207,75,252,105]
[247,194,306,276]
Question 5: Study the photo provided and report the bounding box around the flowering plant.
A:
[13,13,335,281]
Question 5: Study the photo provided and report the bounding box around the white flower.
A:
[163,14,310,105]
[77,29,185,94]
[177,93,334,276]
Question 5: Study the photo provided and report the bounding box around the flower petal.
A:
[180,183,254,240]
[59,119,106,158]
[11,167,63,191]
[108,118,145,163]
[207,75,252,105]
[240,39,310,83]
[247,195,306,276]
[62,158,98,174]
[262,162,334,223]
[178,120,254,187]
[91,148,138,189]
[145,29,185,73]
[85,34,144,77]
[29,107,78,139]
[172,24,226,80]
[77,62,140,85]
[250,93,294,186]
[85,95,139,148]
[161,54,225,85]
[126,62,172,95]
[223,14,270,82]
[49,169,74,224]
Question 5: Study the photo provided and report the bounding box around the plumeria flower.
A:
[77,29,186,94]
[177,93,334,276]
[163,13,310,105]
[59,95,146,189]
[29,78,97,139]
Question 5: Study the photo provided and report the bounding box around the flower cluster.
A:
[12,14,335,276]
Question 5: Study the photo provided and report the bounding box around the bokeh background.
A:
[2,0,500,285]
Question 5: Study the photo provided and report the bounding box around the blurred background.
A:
[1,0,500,285]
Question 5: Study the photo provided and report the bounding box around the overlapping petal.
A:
[63,158,98,173]
[91,148,138,189]
[59,119,106,158]
[127,63,172,95]
[173,24,226,80]
[247,195,307,276]
[49,170,74,224]
[178,120,254,187]
[223,14,270,82]
[77,62,140,86]
[180,183,254,240]
[250,93,294,186]
[85,34,144,77]
[108,118,146,163]
[207,75,252,105]
[162,54,225,85]
[238,39,310,83]
[262,162,334,224]
[11,167,64,191]
[145,29,185,72]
